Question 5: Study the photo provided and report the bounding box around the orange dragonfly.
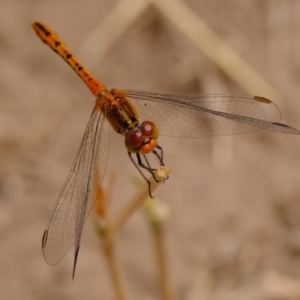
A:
[32,22,300,278]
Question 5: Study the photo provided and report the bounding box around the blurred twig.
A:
[82,0,282,102]
[81,0,150,59]
[144,198,178,300]
[110,167,171,235]
[94,167,170,299]
[95,172,131,300]
[97,224,131,300]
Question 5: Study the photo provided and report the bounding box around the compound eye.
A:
[125,130,143,153]
[140,121,159,139]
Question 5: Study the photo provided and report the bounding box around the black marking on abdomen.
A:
[36,23,51,36]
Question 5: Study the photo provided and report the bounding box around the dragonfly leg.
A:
[152,146,169,180]
[136,152,169,182]
[153,145,164,166]
[128,144,168,197]
[128,151,153,197]
[136,152,156,173]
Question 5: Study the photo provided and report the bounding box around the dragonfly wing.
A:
[126,90,300,137]
[42,105,110,266]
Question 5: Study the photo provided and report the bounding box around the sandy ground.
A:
[2,0,300,299]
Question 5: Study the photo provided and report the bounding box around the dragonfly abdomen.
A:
[32,22,106,97]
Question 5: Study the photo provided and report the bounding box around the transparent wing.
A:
[125,90,300,137]
[42,105,110,266]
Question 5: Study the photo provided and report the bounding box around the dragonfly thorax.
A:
[96,89,160,154]
[98,89,142,135]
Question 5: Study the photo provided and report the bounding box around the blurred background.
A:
[1,0,300,299]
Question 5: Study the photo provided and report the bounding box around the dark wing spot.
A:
[254,96,271,104]
[55,41,61,47]
[77,66,83,71]
[42,230,48,248]
[66,53,72,59]
[272,122,290,128]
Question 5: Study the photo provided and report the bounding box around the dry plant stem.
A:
[96,171,131,300]
[96,168,169,300]
[110,168,170,235]
[154,0,281,102]
[154,229,178,300]
[100,229,131,300]
[145,201,178,300]
[97,167,170,300]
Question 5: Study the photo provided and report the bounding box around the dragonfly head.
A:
[125,121,159,154]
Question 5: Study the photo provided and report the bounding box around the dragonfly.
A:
[32,21,300,278]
